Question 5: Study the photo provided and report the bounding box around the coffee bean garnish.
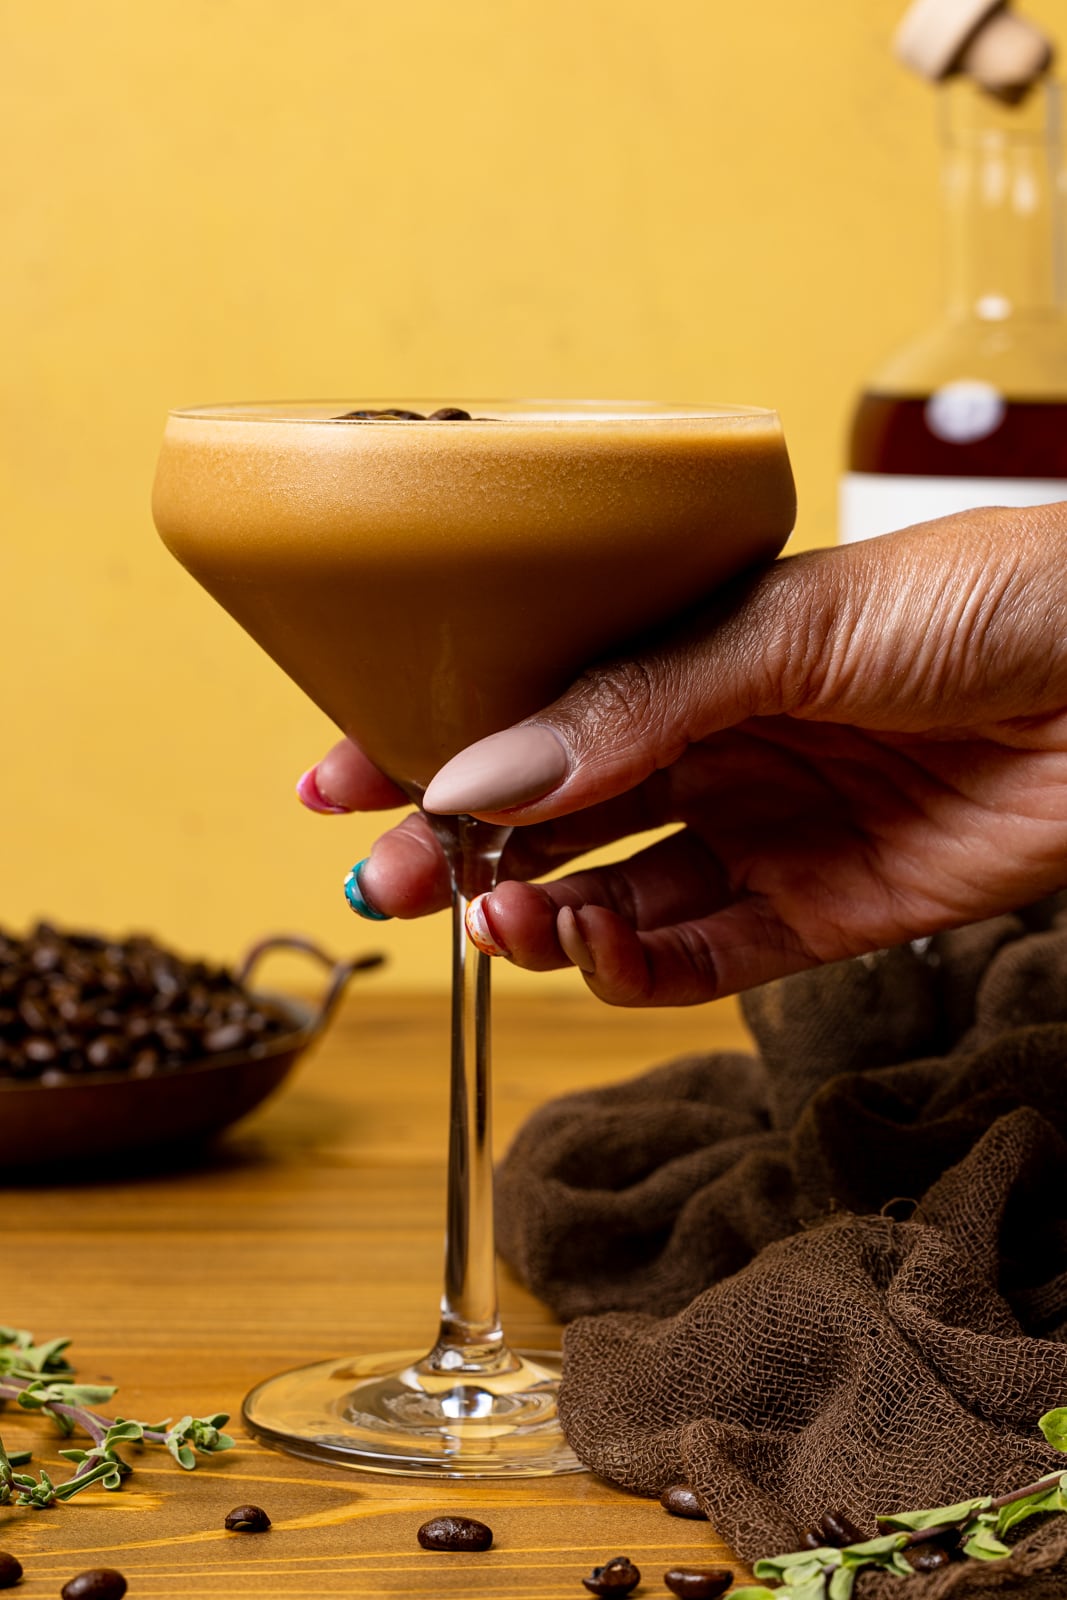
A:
[60,1570,127,1600]
[659,1482,708,1520]
[334,407,474,422]
[581,1555,641,1597]
[0,921,292,1083]
[663,1567,733,1600]
[0,1552,22,1589]
[335,408,428,420]
[224,1503,272,1532]
[416,1514,493,1552]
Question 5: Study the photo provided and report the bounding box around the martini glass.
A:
[152,399,795,1476]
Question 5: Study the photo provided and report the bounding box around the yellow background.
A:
[4,1,1065,994]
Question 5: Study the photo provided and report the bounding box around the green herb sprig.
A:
[733,1407,1067,1600]
[0,1325,234,1508]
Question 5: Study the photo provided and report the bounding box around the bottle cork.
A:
[894,0,1053,94]
[958,10,1053,93]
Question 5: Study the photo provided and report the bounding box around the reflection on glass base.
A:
[242,1348,585,1477]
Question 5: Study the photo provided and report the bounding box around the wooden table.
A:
[3,987,752,1598]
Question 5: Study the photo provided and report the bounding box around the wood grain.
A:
[2,987,752,1597]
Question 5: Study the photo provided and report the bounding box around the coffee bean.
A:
[817,1509,866,1546]
[23,1035,58,1065]
[799,1527,825,1549]
[0,1552,22,1588]
[224,1503,272,1532]
[664,1567,733,1600]
[659,1482,708,1520]
[417,1515,493,1552]
[203,1022,248,1054]
[905,1542,953,1572]
[336,407,476,423]
[60,1569,127,1600]
[86,1035,125,1071]
[336,409,427,421]
[581,1555,641,1596]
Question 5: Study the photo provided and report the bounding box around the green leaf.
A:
[838,1534,906,1560]
[963,1524,1013,1562]
[19,1337,73,1375]
[878,1496,991,1532]
[829,1565,856,1600]
[727,1590,778,1600]
[47,1383,117,1407]
[52,1462,121,1501]
[789,1576,836,1600]
[0,1328,35,1349]
[996,1485,1065,1537]
[754,1553,831,1585]
[102,1421,143,1445]
[1040,1409,1067,1453]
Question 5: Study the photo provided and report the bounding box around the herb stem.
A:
[990,1472,1065,1510]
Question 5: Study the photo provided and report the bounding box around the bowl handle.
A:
[235,937,385,1037]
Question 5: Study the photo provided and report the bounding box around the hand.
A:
[302,503,1067,1005]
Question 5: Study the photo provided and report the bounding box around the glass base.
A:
[241,1348,585,1477]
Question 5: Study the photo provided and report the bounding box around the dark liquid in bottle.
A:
[849,392,1067,477]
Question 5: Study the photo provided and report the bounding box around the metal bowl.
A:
[0,936,381,1173]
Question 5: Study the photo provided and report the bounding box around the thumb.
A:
[421,541,860,823]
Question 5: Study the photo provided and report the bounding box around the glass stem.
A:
[423,813,513,1375]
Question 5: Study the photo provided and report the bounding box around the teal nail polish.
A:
[344,860,392,921]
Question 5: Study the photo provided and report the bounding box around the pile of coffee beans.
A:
[0,922,292,1083]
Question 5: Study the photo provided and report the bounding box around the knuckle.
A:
[557,656,687,774]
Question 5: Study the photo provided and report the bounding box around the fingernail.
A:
[557,905,595,974]
[343,859,393,921]
[297,765,350,815]
[423,725,569,815]
[465,893,509,957]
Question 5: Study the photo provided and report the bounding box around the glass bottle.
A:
[841,78,1067,542]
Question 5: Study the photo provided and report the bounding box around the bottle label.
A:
[839,472,1067,543]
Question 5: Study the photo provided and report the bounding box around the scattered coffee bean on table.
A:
[60,1570,127,1600]
[416,1515,493,1552]
[224,1504,272,1532]
[663,1566,733,1599]
[581,1555,641,1596]
[659,1483,708,1520]
[0,1552,22,1589]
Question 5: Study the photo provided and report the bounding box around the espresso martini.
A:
[152,399,795,1476]
[153,400,796,793]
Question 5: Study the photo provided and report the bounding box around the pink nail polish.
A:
[423,725,569,815]
[557,905,595,974]
[465,894,509,958]
[296,766,350,815]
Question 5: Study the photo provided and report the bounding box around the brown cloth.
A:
[495,904,1067,1590]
